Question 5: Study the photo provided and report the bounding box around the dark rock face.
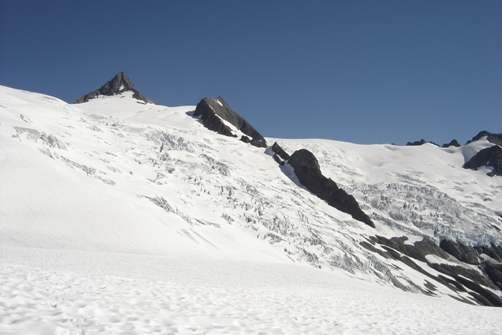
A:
[288,149,374,228]
[361,236,502,307]
[485,264,502,290]
[476,245,502,262]
[193,97,267,148]
[429,263,502,307]
[362,235,502,307]
[463,145,502,176]
[406,139,439,147]
[440,240,481,265]
[74,72,152,104]
[370,236,449,262]
[271,142,290,160]
[442,139,461,148]
[469,131,502,146]
[273,154,283,165]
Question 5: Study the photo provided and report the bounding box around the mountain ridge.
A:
[1,75,502,307]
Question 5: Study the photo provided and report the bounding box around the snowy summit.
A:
[1,73,502,334]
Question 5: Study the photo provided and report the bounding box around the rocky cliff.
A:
[193,97,267,148]
[464,145,502,177]
[271,143,375,228]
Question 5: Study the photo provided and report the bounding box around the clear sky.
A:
[1,0,500,145]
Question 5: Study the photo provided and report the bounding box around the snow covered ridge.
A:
[407,131,502,176]
[1,74,502,311]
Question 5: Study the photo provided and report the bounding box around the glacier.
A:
[1,83,502,334]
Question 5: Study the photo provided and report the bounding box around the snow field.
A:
[1,85,502,334]
[2,249,502,335]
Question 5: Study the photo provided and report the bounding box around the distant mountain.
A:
[406,139,440,147]
[1,79,502,307]
[469,131,502,146]
[442,139,461,148]
[74,72,153,104]
[463,131,502,177]
[464,145,502,177]
[405,133,502,177]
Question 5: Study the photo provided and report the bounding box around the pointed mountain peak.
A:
[74,72,154,104]
[107,71,135,92]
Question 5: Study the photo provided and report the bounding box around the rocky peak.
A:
[463,130,502,176]
[406,139,439,147]
[441,139,461,148]
[74,72,152,104]
[469,131,502,146]
[193,97,267,148]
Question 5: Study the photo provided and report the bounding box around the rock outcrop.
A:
[271,142,290,160]
[485,263,502,290]
[406,139,439,147]
[362,236,502,307]
[463,145,502,176]
[468,131,502,146]
[193,97,267,148]
[476,245,502,262]
[442,139,461,148]
[74,72,153,104]
[287,149,375,228]
[439,239,481,265]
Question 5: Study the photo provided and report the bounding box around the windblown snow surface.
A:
[1,85,502,334]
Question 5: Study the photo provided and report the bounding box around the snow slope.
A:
[2,255,501,335]
[0,88,288,261]
[1,85,502,334]
[276,138,502,246]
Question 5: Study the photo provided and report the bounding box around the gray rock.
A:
[74,72,153,104]
[273,154,283,165]
[463,145,502,177]
[272,142,290,160]
[370,235,448,262]
[484,263,502,290]
[193,97,267,148]
[468,131,502,146]
[287,149,374,228]
[406,139,439,147]
[364,235,502,306]
[442,139,461,148]
[477,245,502,262]
[398,237,448,262]
[240,135,251,144]
[440,239,481,264]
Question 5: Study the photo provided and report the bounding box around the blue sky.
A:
[1,0,500,145]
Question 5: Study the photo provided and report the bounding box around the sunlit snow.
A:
[1,86,501,334]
